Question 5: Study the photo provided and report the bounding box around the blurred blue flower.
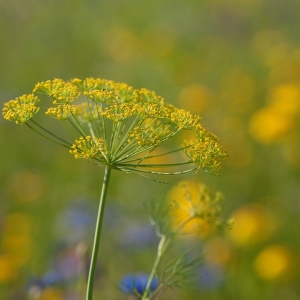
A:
[119,273,159,297]
[27,270,64,290]
[41,270,64,287]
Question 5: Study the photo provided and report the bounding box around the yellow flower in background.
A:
[2,213,33,267]
[178,84,212,113]
[167,180,224,237]
[2,235,32,267]
[228,204,277,246]
[254,245,296,281]
[268,83,300,116]
[248,107,294,144]
[249,82,300,144]
[0,255,18,283]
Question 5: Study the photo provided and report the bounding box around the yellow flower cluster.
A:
[51,82,81,104]
[76,103,100,123]
[102,102,140,122]
[70,136,107,160]
[84,89,116,103]
[169,107,201,129]
[2,77,227,174]
[46,104,78,120]
[138,88,165,106]
[2,94,40,124]
[184,138,228,173]
[72,77,119,93]
[167,180,224,237]
[33,78,66,95]
[34,79,81,104]
[129,126,161,148]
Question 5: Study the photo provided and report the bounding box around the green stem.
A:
[86,166,112,300]
[142,235,167,300]
[117,160,193,168]
[115,166,198,176]
[25,122,71,148]
[142,216,195,299]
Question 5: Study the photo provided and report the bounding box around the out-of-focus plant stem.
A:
[142,235,166,300]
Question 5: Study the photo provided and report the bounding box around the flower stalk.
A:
[86,165,111,300]
[142,235,166,300]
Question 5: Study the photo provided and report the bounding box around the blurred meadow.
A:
[1,0,300,299]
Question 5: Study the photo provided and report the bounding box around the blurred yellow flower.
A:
[167,180,223,237]
[0,255,18,283]
[248,107,294,144]
[228,204,277,246]
[178,84,212,113]
[2,235,32,267]
[254,245,296,281]
[268,83,300,116]
[2,213,33,267]
[249,81,300,144]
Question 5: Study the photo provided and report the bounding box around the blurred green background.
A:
[1,0,300,299]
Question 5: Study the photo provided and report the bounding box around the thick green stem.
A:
[86,166,112,300]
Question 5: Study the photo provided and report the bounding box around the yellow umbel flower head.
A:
[2,77,227,176]
[167,180,224,237]
[2,94,40,124]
